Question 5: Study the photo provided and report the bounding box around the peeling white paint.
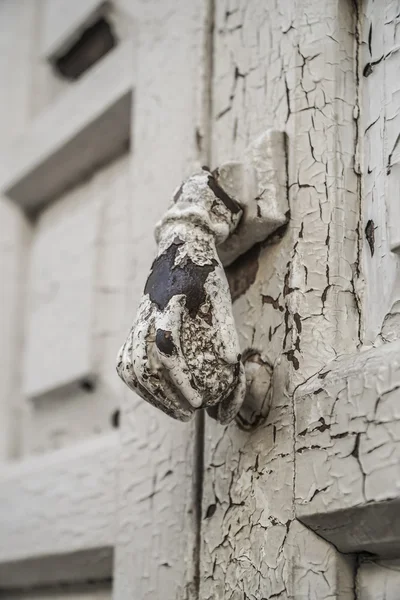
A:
[117,131,288,425]
[200,0,362,598]
[117,169,247,424]
[1,0,400,597]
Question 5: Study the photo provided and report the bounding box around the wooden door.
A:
[199,0,400,598]
[0,0,206,597]
[1,1,400,599]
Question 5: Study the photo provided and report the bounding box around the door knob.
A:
[117,130,288,424]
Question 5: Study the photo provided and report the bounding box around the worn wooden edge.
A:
[0,547,113,590]
[0,434,117,572]
[0,40,133,209]
[298,497,400,557]
[295,340,400,556]
[41,0,106,61]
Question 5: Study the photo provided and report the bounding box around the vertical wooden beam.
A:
[0,1,35,461]
[201,0,360,597]
[113,1,211,597]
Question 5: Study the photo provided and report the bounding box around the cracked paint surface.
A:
[296,340,400,557]
[361,0,400,344]
[201,0,362,598]
[117,129,288,426]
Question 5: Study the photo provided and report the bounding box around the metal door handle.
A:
[117,130,288,424]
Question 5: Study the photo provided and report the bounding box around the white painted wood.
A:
[0,550,112,591]
[201,0,360,598]
[0,1,36,462]
[33,0,134,120]
[357,558,400,600]
[1,0,400,597]
[113,0,211,597]
[295,341,400,556]
[383,2,400,257]
[23,181,99,398]
[41,0,134,63]
[0,40,133,209]
[0,6,128,594]
[0,434,117,587]
[0,1,36,146]
[117,131,288,425]
[361,0,400,343]
[23,153,130,454]
[0,199,31,461]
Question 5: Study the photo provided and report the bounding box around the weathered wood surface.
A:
[3,583,111,600]
[357,558,400,600]
[1,0,400,598]
[201,0,361,598]
[361,0,400,343]
[22,154,130,455]
[113,0,212,598]
[0,434,117,587]
[0,0,35,462]
[296,341,400,556]
[0,41,133,209]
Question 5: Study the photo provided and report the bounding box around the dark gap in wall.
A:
[110,408,120,429]
[192,2,215,599]
[53,17,116,80]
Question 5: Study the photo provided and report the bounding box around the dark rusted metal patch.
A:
[208,172,241,214]
[226,243,260,302]
[144,241,218,317]
[155,329,176,355]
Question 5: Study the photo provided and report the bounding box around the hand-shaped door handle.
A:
[117,130,288,424]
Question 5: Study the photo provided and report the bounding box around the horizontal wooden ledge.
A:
[0,39,133,210]
[389,238,400,253]
[0,547,113,589]
[0,433,118,586]
[298,498,400,557]
[294,340,400,557]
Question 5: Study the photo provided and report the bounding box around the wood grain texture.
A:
[0,40,133,209]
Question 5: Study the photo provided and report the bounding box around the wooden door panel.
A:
[361,0,400,342]
[1,0,400,597]
[201,0,360,597]
[22,154,130,455]
[112,0,211,596]
[0,0,207,597]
